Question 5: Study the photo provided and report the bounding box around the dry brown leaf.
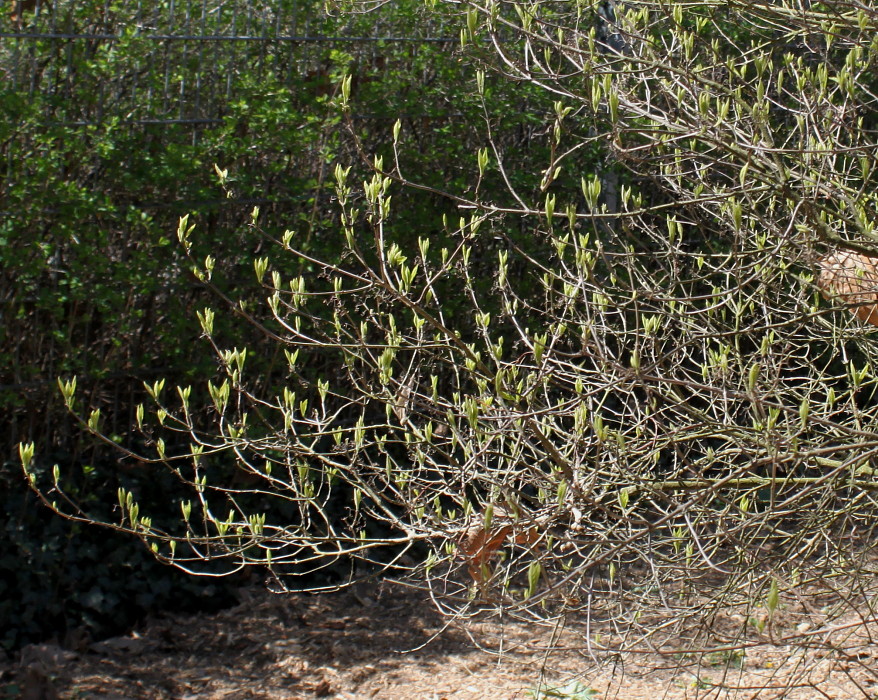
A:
[392,373,417,424]
[456,506,540,584]
[817,249,878,326]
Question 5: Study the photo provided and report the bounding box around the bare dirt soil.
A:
[4,580,878,700]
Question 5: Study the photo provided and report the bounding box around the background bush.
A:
[1,0,561,651]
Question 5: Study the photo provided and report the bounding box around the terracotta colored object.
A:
[456,507,540,584]
[817,250,878,327]
[11,0,37,23]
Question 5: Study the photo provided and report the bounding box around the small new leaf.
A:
[19,442,35,472]
[58,376,77,408]
[766,578,779,615]
[526,560,542,598]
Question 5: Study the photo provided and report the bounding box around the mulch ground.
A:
[4,579,878,699]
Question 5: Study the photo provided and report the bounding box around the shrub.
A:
[19,0,878,666]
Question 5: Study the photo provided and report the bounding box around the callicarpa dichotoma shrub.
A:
[21,0,878,677]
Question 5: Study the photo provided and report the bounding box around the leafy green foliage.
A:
[0,457,240,654]
[1,0,564,649]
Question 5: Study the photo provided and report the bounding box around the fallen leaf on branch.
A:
[456,506,541,584]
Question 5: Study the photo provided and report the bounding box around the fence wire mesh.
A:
[1,0,453,129]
